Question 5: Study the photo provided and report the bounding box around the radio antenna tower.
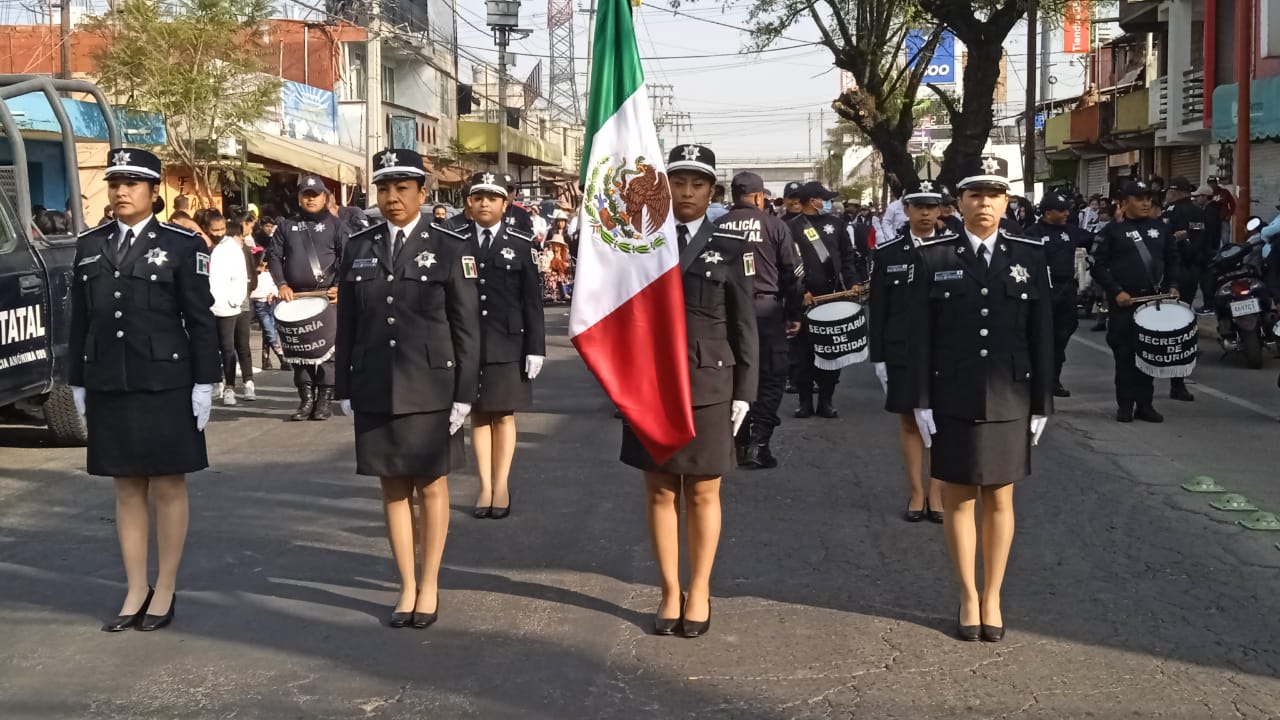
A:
[547,0,580,122]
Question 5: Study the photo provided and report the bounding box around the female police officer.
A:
[335,149,481,628]
[69,147,220,632]
[619,144,757,638]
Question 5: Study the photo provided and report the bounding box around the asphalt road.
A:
[1,308,1279,719]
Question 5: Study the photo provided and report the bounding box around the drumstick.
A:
[807,284,871,306]
[1127,293,1177,305]
[291,290,331,299]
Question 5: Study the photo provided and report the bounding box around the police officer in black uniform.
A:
[619,143,757,639]
[1160,177,1205,403]
[1090,180,1180,422]
[781,181,803,221]
[502,177,534,234]
[268,174,347,420]
[69,147,221,632]
[870,179,952,523]
[1028,191,1094,398]
[334,148,481,628]
[716,171,803,469]
[907,157,1053,642]
[787,181,861,418]
[450,172,547,519]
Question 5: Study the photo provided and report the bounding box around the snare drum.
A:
[805,300,869,370]
[1133,301,1197,378]
[274,296,337,365]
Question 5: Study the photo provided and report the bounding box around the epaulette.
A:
[78,220,112,237]
[1001,229,1045,245]
[875,234,906,250]
[161,221,196,236]
[432,223,466,240]
[918,233,958,247]
[348,222,381,240]
[712,229,747,243]
[506,228,535,243]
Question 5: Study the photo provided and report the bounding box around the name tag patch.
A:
[887,264,909,273]
[933,269,965,281]
[352,258,378,269]
[77,255,100,266]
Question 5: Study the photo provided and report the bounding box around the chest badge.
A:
[822,223,835,235]
[700,250,723,264]
[1009,264,1030,283]
[145,248,169,266]
[313,223,326,232]
[500,247,517,261]
[415,251,437,268]
[1146,228,1160,239]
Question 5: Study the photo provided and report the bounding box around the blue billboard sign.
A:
[280,80,338,145]
[905,30,956,85]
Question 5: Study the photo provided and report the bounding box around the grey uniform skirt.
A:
[354,409,465,478]
[930,414,1031,486]
[474,361,532,413]
[86,388,208,477]
[620,402,732,477]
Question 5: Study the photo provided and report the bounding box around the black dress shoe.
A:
[389,611,413,628]
[412,596,439,629]
[1170,385,1195,402]
[815,403,838,419]
[956,607,980,642]
[680,600,711,639]
[1116,408,1134,423]
[981,624,1005,642]
[904,507,926,522]
[927,507,944,524]
[473,505,491,519]
[102,587,153,632]
[794,404,813,419]
[1054,384,1071,398]
[137,592,175,632]
[784,379,798,394]
[654,594,685,636]
[1134,406,1164,423]
[489,495,511,520]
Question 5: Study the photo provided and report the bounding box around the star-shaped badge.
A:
[379,150,398,168]
[823,224,835,234]
[1147,228,1160,239]
[682,145,702,161]
[981,157,1000,174]
[112,150,132,166]
[305,177,317,187]
[700,250,723,264]
[415,251,437,268]
[500,247,516,261]
[1009,264,1030,283]
[145,248,168,266]
[482,172,496,186]
[919,180,934,192]
[314,223,325,232]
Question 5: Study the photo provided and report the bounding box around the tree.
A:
[85,0,282,206]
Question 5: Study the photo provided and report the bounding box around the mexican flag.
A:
[569,0,694,463]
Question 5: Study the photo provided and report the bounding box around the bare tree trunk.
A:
[940,40,1004,186]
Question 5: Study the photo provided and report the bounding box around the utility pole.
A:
[1235,0,1252,243]
[58,0,71,79]
[365,0,383,197]
[583,0,597,109]
[1022,0,1038,197]
[486,1,530,175]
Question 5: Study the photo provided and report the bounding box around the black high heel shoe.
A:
[473,505,492,519]
[981,624,1005,642]
[389,609,413,628]
[489,491,511,520]
[653,594,685,636]
[137,592,175,632]
[956,606,980,642]
[926,500,944,524]
[102,587,153,632]
[904,505,926,522]
[412,594,439,629]
[680,599,711,639]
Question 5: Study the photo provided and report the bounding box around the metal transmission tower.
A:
[547,0,580,122]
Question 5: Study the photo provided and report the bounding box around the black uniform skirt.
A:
[86,388,208,477]
[620,402,732,477]
[354,409,465,478]
[474,361,532,413]
[930,414,1030,486]
[884,363,914,415]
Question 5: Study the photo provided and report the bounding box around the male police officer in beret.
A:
[788,181,861,418]
[1090,180,1180,422]
[69,147,221,631]
[716,171,804,468]
[908,157,1053,642]
[1027,191,1094,397]
[268,174,347,420]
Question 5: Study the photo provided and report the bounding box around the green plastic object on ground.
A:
[1209,494,1259,511]
[1181,476,1227,493]
[1239,512,1280,531]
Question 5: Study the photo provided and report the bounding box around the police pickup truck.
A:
[0,76,126,444]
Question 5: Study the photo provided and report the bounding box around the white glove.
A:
[525,354,545,380]
[1030,415,1048,446]
[730,400,750,437]
[71,385,86,421]
[192,384,213,431]
[873,362,888,395]
[913,408,936,448]
[449,402,472,435]
[340,399,352,416]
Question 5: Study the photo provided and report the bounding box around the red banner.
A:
[1064,0,1091,54]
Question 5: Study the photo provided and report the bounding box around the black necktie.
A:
[482,229,493,250]
[394,229,406,260]
[677,224,689,252]
[119,229,134,253]
[977,243,988,266]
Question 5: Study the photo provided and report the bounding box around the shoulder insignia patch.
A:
[162,222,196,236]
[506,228,534,243]
[712,229,747,243]
[1001,229,1044,245]
[79,220,112,237]
[431,223,466,240]
[743,252,756,276]
[461,255,478,279]
[918,235,956,247]
[875,235,905,250]
[196,252,210,276]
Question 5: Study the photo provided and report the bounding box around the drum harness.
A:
[300,222,335,290]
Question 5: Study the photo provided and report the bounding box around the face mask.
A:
[208,234,224,243]
[821,200,833,214]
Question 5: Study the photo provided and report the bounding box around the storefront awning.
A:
[1212,76,1280,142]
[244,131,365,185]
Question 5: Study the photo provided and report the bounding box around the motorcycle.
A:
[1209,217,1279,368]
